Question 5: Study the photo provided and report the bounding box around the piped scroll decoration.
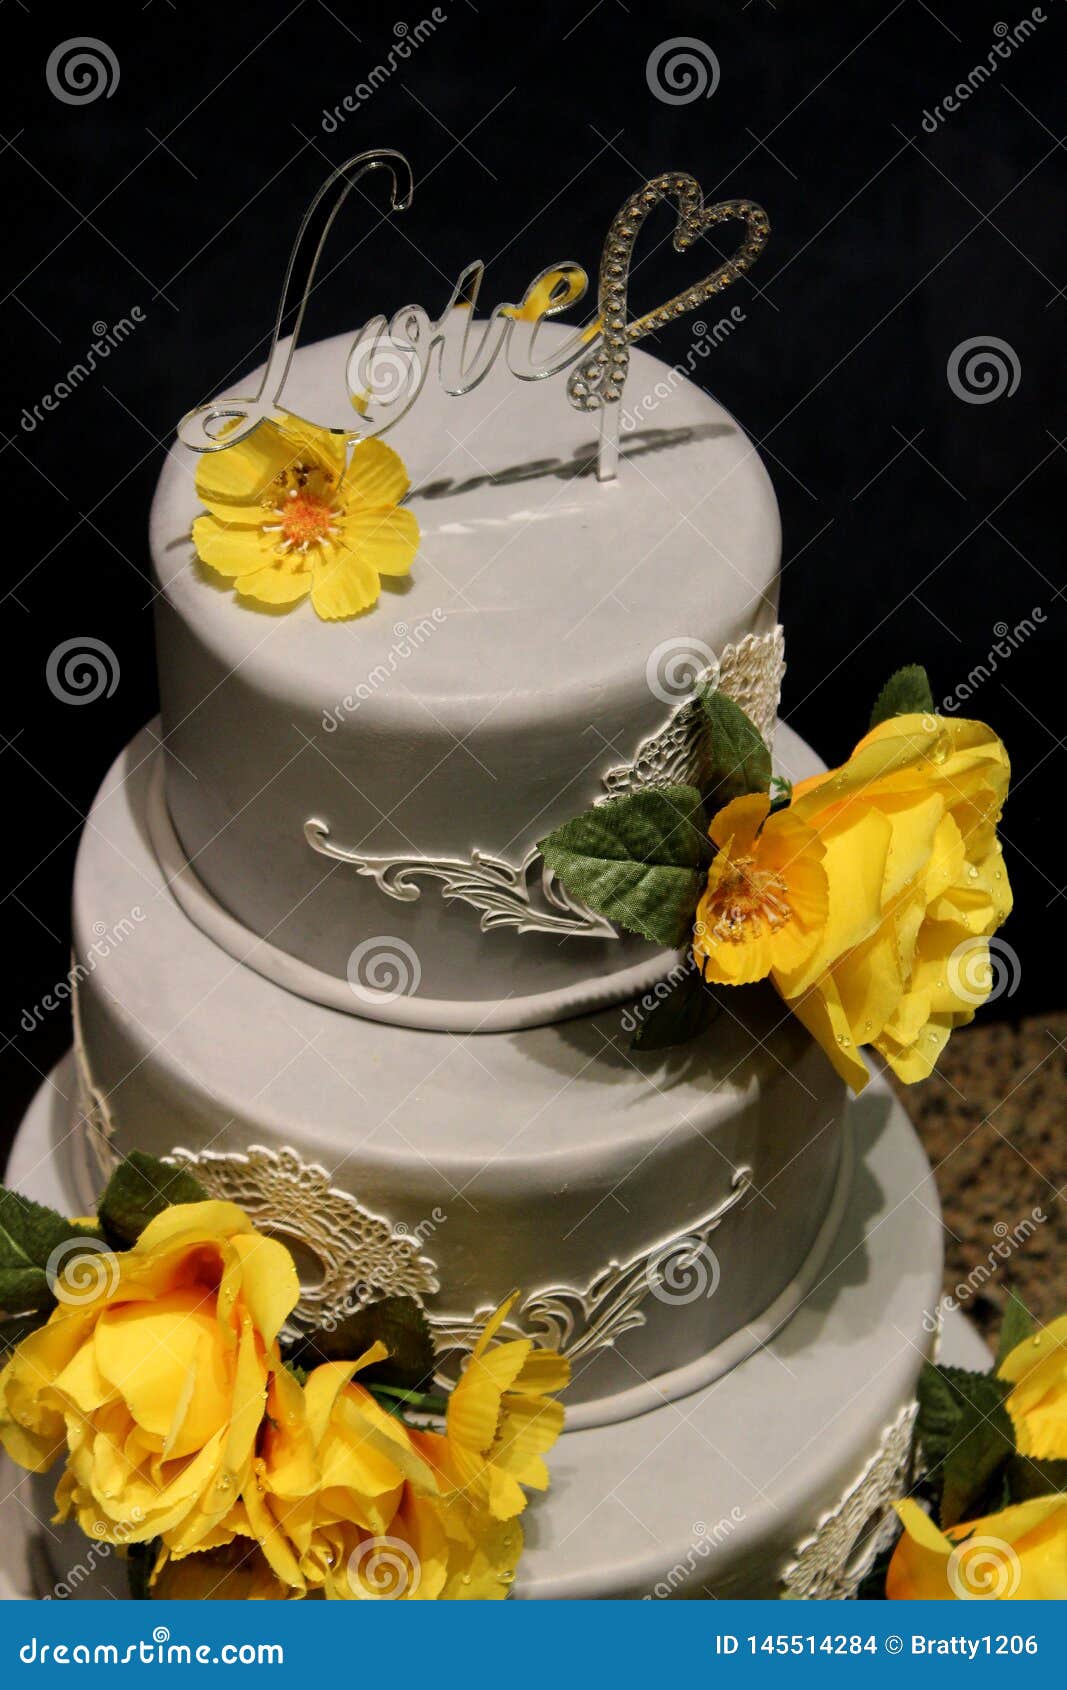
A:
[305,824,617,940]
[303,630,784,941]
[429,1165,753,1377]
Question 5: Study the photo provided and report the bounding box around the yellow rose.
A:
[0,1200,298,1555]
[241,1297,568,1600]
[152,1534,293,1600]
[999,1315,1067,1460]
[887,1496,1067,1599]
[775,713,1009,1090]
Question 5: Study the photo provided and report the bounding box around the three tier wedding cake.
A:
[1,154,1017,1602]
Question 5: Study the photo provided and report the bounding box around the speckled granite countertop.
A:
[894,1010,1065,1356]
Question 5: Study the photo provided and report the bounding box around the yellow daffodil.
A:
[887,1496,1067,1599]
[692,794,829,986]
[411,1293,570,1523]
[998,1315,1067,1460]
[0,1201,298,1554]
[191,414,419,620]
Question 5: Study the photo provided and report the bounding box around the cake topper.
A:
[178,149,769,483]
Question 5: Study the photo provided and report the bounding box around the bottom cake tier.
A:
[1,1056,984,1600]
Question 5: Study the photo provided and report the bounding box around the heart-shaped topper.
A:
[567,173,770,478]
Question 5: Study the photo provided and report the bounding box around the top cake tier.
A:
[151,324,781,1031]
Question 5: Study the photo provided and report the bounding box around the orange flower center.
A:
[279,491,337,550]
[261,463,344,557]
[704,854,790,944]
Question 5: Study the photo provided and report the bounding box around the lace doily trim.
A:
[779,1400,918,1601]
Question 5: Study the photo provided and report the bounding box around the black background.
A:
[2,1,1063,1158]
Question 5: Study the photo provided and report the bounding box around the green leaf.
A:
[289,1295,436,1392]
[98,1152,208,1250]
[996,1290,1037,1367]
[631,967,722,1051]
[0,1187,104,1317]
[940,1392,1015,1528]
[869,665,934,729]
[1005,1455,1067,1504]
[539,785,709,946]
[768,775,792,815]
[697,688,772,810]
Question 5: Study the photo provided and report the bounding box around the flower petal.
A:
[346,437,411,507]
[343,507,419,577]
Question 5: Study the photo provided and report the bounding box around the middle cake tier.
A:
[71,723,846,1432]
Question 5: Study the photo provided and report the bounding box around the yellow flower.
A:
[240,1293,567,1601]
[412,1292,570,1523]
[886,1496,1067,1599]
[192,414,419,620]
[690,715,1011,1091]
[0,1201,298,1555]
[151,1535,293,1600]
[692,794,829,986]
[998,1315,1067,1460]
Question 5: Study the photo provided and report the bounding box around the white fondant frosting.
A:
[151,324,781,1024]
[3,1061,964,1599]
[71,724,846,1423]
